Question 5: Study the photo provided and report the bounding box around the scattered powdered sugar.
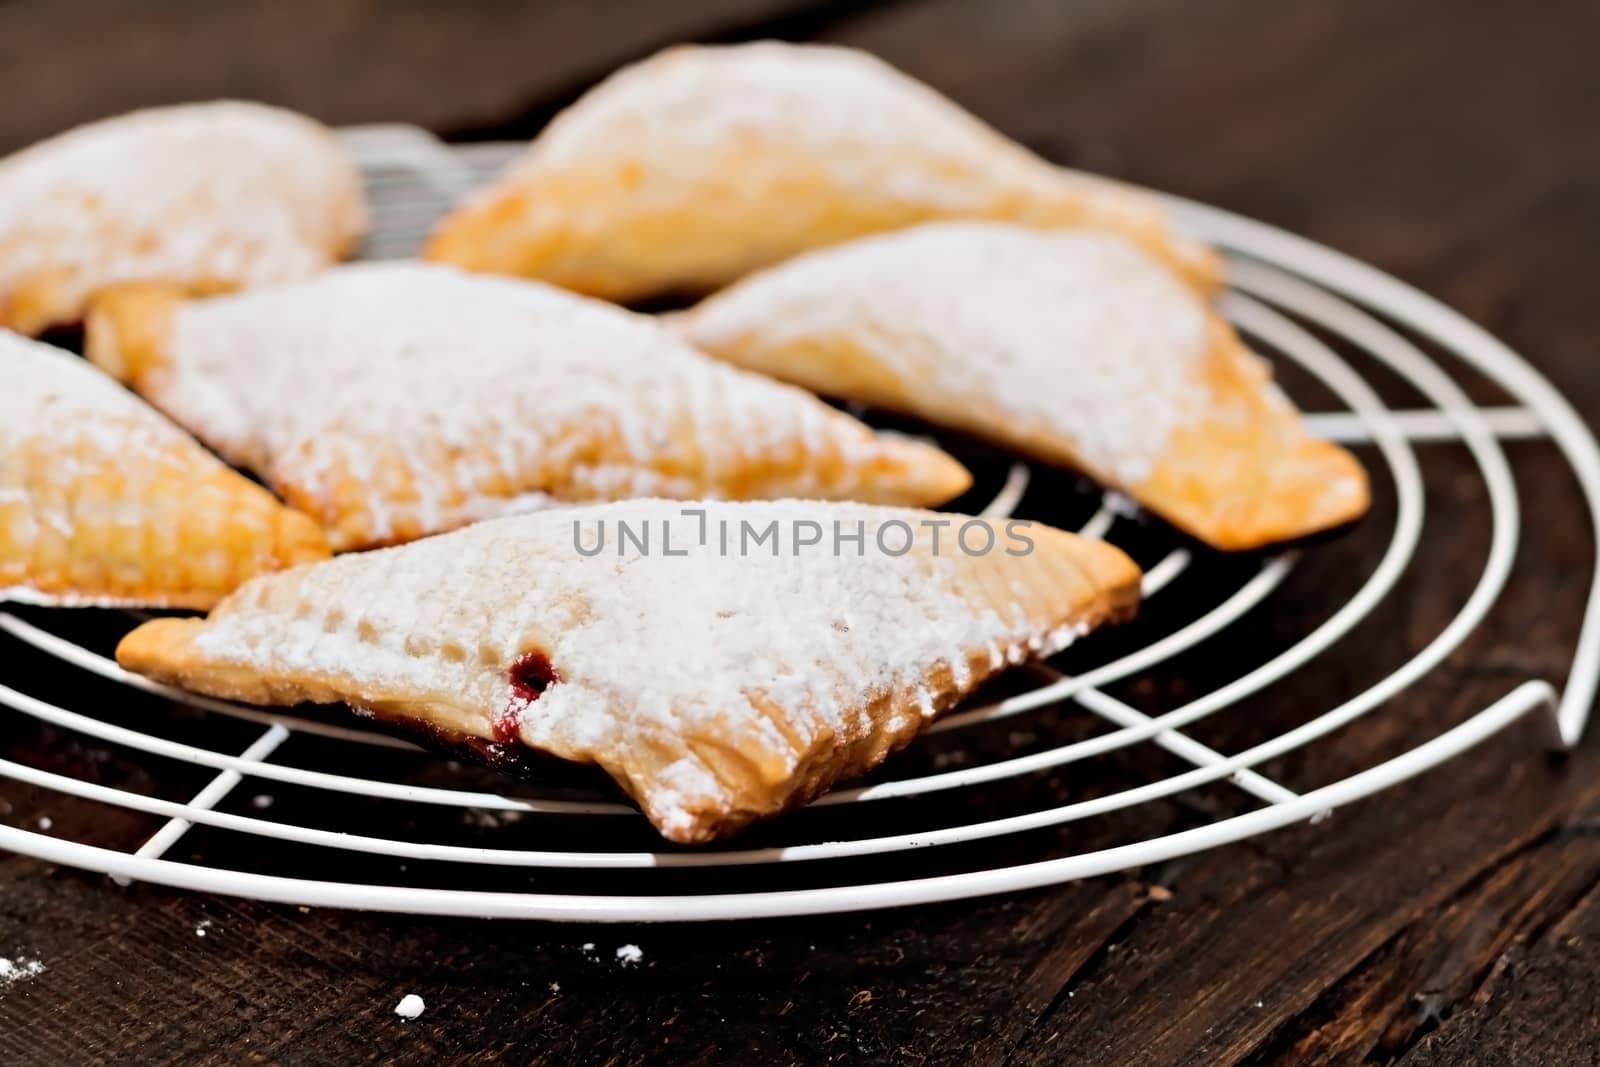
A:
[194,920,212,938]
[147,263,942,550]
[615,944,644,965]
[177,499,1127,839]
[1103,491,1144,519]
[461,808,526,829]
[394,993,425,1019]
[685,223,1212,487]
[0,101,362,332]
[35,816,51,831]
[0,955,46,987]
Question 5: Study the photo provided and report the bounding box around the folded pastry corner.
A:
[1143,318,1369,550]
[0,100,364,336]
[85,263,970,553]
[424,41,1219,300]
[677,222,1369,551]
[83,281,182,385]
[1,330,329,609]
[116,501,1140,843]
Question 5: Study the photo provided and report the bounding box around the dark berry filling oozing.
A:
[494,650,561,744]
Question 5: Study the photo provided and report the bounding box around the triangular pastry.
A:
[0,330,328,608]
[86,263,970,552]
[424,41,1219,300]
[0,101,364,336]
[676,222,1369,551]
[116,500,1141,842]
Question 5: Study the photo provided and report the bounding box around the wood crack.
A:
[1244,813,1600,1066]
[996,884,1164,1067]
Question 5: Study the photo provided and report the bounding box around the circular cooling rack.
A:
[1,127,1597,922]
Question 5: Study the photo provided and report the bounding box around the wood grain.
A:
[2,0,1599,1063]
[0,0,863,154]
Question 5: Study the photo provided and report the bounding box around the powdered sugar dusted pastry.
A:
[116,500,1140,842]
[0,101,364,336]
[86,263,969,552]
[424,41,1218,300]
[0,331,328,608]
[677,223,1368,551]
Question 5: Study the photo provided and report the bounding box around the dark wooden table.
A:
[3,1,1599,1063]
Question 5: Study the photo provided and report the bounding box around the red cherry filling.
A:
[510,650,560,701]
[494,651,561,744]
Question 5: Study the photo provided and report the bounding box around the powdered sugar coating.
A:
[427,42,1218,298]
[529,41,1055,201]
[133,500,1137,840]
[683,222,1213,485]
[0,329,200,478]
[0,101,363,334]
[132,262,964,550]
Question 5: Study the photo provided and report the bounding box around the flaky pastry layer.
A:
[1,330,328,609]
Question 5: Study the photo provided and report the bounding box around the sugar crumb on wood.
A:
[0,955,46,986]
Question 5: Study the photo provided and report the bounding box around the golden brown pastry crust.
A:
[0,101,364,336]
[116,501,1140,842]
[677,223,1368,551]
[86,264,970,553]
[1,330,329,609]
[424,42,1219,300]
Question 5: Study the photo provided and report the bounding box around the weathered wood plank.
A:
[1395,875,1600,1066]
[1251,814,1600,1065]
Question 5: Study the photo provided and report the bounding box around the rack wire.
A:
[1,125,1596,921]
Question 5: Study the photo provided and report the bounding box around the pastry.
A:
[0,101,364,336]
[115,500,1141,842]
[424,41,1218,300]
[0,330,328,608]
[676,222,1369,550]
[85,263,970,552]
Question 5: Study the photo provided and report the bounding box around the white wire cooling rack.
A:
[1,125,1597,922]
